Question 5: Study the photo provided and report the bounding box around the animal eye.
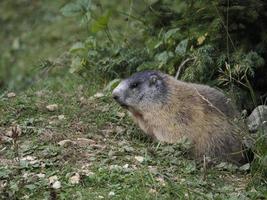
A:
[130,82,139,89]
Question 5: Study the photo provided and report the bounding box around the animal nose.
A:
[113,94,119,101]
[112,90,127,108]
[112,91,120,101]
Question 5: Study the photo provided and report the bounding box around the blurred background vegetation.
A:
[1,0,267,110]
[0,0,267,198]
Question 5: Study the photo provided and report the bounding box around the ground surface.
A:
[0,1,266,199]
[0,74,262,200]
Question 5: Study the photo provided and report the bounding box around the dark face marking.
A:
[112,71,168,111]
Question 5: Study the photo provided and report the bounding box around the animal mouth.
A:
[120,103,129,109]
[114,98,129,109]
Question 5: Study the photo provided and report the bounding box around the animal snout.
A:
[112,90,123,103]
[112,90,128,108]
[112,90,120,101]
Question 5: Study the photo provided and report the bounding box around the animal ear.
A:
[149,75,158,86]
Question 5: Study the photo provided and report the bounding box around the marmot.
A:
[112,71,246,164]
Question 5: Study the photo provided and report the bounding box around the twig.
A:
[219,69,249,89]
[0,147,7,152]
[175,57,195,79]
[193,87,226,117]
[213,4,236,52]
[193,85,248,139]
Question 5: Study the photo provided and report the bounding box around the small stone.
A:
[115,126,125,134]
[5,130,13,137]
[58,139,73,147]
[98,196,104,199]
[148,188,157,194]
[21,155,36,161]
[80,170,95,177]
[79,97,87,105]
[52,181,61,189]
[76,138,96,147]
[116,112,125,118]
[69,173,80,184]
[93,92,104,98]
[131,164,137,170]
[22,195,29,199]
[87,171,95,177]
[58,115,65,120]
[7,92,16,98]
[22,172,30,179]
[36,173,45,178]
[123,164,129,169]
[0,180,7,188]
[46,104,58,112]
[36,90,45,97]
[0,135,12,143]
[49,175,58,184]
[180,178,185,183]
[108,191,115,196]
[148,166,157,174]
[100,105,109,112]
[109,165,122,170]
[48,120,57,125]
[247,105,267,133]
[156,177,166,186]
[134,156,144,163]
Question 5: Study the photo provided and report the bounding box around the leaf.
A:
[103,79,121,92]
[69,57,83,73]
[155,51,174,64]
[19,160,29,169]
[69,42,85,54]
[69,173,80,184]
[85,36,96,48]
[10,182,19,192]
[183,162,196,173]
[91,12,112,33]
[134,156,144,163]
[7,92,16,98]
[197,35,206,45]
[46,104,59,112]
[175,39,188,56]
[78,0,92,11]
[164,28,180,41]
[239,163,250,171]
[0,167,12,179]
[154,41,163,49]
[25,184,36,190]
[60,3,81,17]
[81,11,91,24]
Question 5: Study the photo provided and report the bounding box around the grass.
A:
[0,1,266,199]
[1,73,266,199]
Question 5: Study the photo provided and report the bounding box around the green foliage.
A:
[60,0,92,24]
[63,0,266,93]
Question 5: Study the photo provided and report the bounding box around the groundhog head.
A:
[112,71,167,112]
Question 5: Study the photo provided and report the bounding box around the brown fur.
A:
[128,74,245,164]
